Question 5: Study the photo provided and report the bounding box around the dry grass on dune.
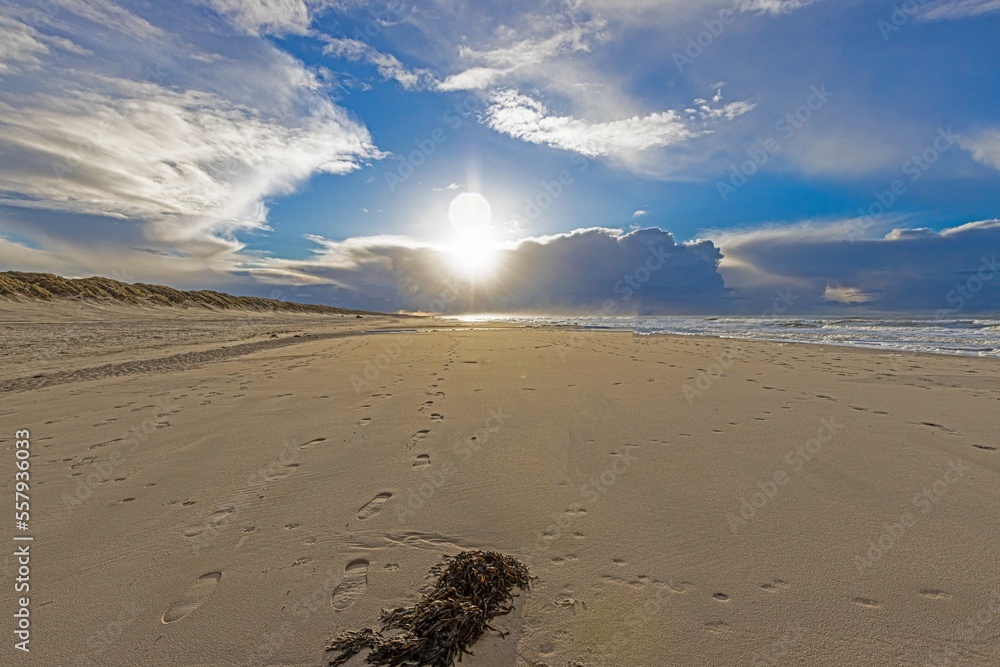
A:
[0,271,377,315]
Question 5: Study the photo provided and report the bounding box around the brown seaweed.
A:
[326,550,531,666]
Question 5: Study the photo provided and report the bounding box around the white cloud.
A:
[484,89,754,158]
[0,80,373,225]
[458,21,603,68]
[736,0,823,15]
[318,7,758,176]
[822,283,873,303]
[915,0,1000,21]
[437,66,507,92]
[199,0,333,36]
[577,0,822,20]
[0,1,379,261]
[486,90,693,156]
[632,210,648,217]
[0,15,90,74]
[436,20,606,92]
[56,0,169,41]
[323,37,436,89]
[960,128,1000,171]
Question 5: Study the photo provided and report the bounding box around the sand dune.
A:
[0,271,376,315]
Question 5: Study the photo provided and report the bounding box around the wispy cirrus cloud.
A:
[323,37,436,89]
[436,20,606,91]
[0,0,380,261]
[0,14,89,73]
[915,0,1000,21]
[576,0,822,19]
[55,0,169,40]
[735,0,823,15]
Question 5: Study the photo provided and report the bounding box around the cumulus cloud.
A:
[259,227,728,313]
[0,0,379,261]
[914,0,1000,21]
[712,219,1000,313]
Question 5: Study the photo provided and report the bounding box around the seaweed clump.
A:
[327,550,531,666]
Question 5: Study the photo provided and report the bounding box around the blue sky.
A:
[0,0,998,313]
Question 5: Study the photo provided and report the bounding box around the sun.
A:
[445,193,501,280]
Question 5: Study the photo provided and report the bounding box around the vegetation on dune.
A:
[327,551,531,667]
[0,271,376,315]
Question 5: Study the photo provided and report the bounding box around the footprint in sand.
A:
[853,597,880,608]
[266,462,300,481]
[162,572,222,623]
[184,508,234,538]
[331,559,369,611]
[705,620,731,634]
[760,580,790,592]
[413,454,431,468]
[919,589,952,600]
[410,430,430,446]
[299,437,327,450]
[916,422,960,435]
[357,493,392,520]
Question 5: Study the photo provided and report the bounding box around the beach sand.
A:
[2,304,999,666]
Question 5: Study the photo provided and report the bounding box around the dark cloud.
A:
[274,227,729,313]
[716,219,1000,314]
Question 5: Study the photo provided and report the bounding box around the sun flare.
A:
[445,193,501,280]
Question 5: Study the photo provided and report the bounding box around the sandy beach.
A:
[3,305,1000,666]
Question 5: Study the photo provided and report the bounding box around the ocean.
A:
[447,315,1000,358]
